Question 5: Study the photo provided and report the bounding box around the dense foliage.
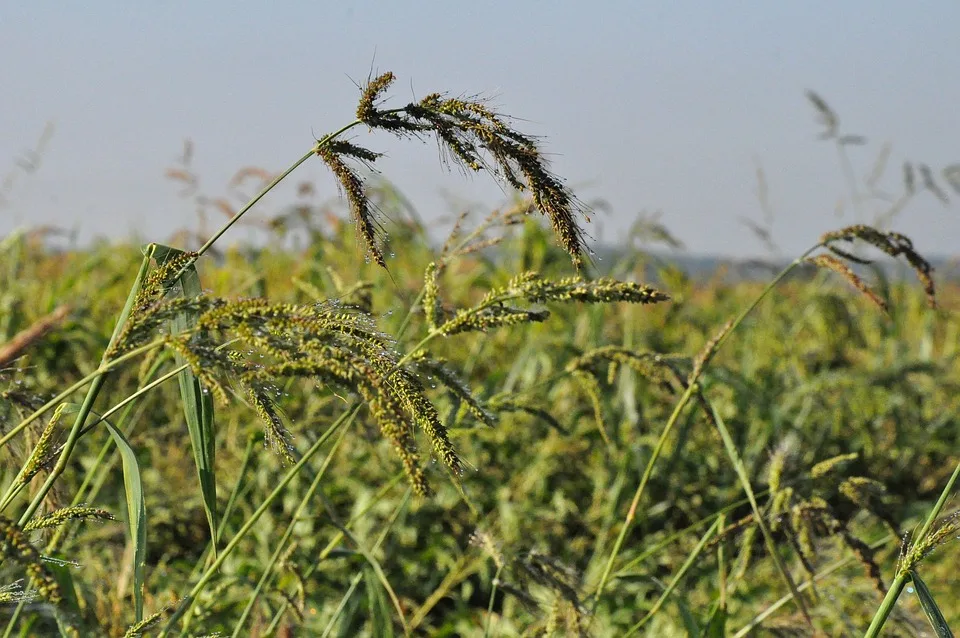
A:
[1,75,958,637]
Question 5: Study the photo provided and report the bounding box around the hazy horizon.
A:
[2,1,958,258]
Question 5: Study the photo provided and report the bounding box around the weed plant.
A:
[0,76,957,636]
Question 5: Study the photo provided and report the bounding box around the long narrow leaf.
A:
[105,247,154,356]
[61,403,146,622]
[151,244,218,555]
[911,570,954,638]
[701,600,727,638]
[103,419,147,622]
[364,566,396,638]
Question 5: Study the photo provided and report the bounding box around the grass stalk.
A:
[483,563,506,638]
[864,459,960,636]
[590,246,817,605]
[320,488,413,638]
[261,472,405,636]
[697,392,813,625]
[0,336,169,449]
[623,516,722,636]
[157,405,359,635]
[229,422,350,637]
[738,533,895,637]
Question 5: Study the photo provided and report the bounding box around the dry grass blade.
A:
[0,305,71,368]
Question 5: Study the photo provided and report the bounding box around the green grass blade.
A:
[333,523,410,635]
[48,559,83,636]
[152,243,219,556]
[701,600,727,638]
[910,570,954,638]
[698,392,813,627]
[675,596,699,636]
[624,517,721,636]
[103,418,147,622]
[61,403,146,622]
[105,247,153,356]
[364,566,396,638]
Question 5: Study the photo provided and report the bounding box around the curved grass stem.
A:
[864,459,960,636]
[590,247,818,605]
[229,423,351,637]
[157,405,359,636]
[0,337,168,449]
[192,118,365,260]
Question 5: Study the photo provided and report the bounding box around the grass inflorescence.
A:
[0,74,956,637]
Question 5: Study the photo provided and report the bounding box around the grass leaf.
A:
[701,600,727,638]
[61,402,146,622]
[364,566,396,638]
[910,570,954,638]
[103,418,147,623]
[151,244,219,556]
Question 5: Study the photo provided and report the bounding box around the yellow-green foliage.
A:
[0,213,957,636]
[0,82,957,636]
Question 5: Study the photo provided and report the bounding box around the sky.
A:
[1,1,958,258]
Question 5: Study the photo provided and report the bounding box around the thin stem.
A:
[229,423,350,637]
[217,433,258,544]
[864,458,960,637]
[697,392,813,626]
[590,247,818,604]
[836,141,865,224]
[483,564,505,638]
[261,472,404,636]
[590,382,695,604]
[17,375,106,525]
[612,488,771,579]
[320,489,412,638]
[737,533,895,637]
[192,117,369,262]
[0,337,168,449]
[78,362,188,436]
[195,149,315,258]
[158,406,359,636]
[623,517,722,636]
[395,287,426,339]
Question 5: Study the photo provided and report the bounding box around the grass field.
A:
[1,74,958,637]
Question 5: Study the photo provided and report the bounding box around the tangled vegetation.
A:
[0,74,958,636]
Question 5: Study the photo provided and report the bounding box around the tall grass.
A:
[0,77,957,636]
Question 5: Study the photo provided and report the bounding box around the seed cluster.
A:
[0,515,62,605]
[819,224,936,309]
[115,286,461,494]
[325,71,593,268]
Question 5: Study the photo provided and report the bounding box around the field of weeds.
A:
[1,74,958,637]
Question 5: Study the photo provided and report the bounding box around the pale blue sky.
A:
[1,1,958,257]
